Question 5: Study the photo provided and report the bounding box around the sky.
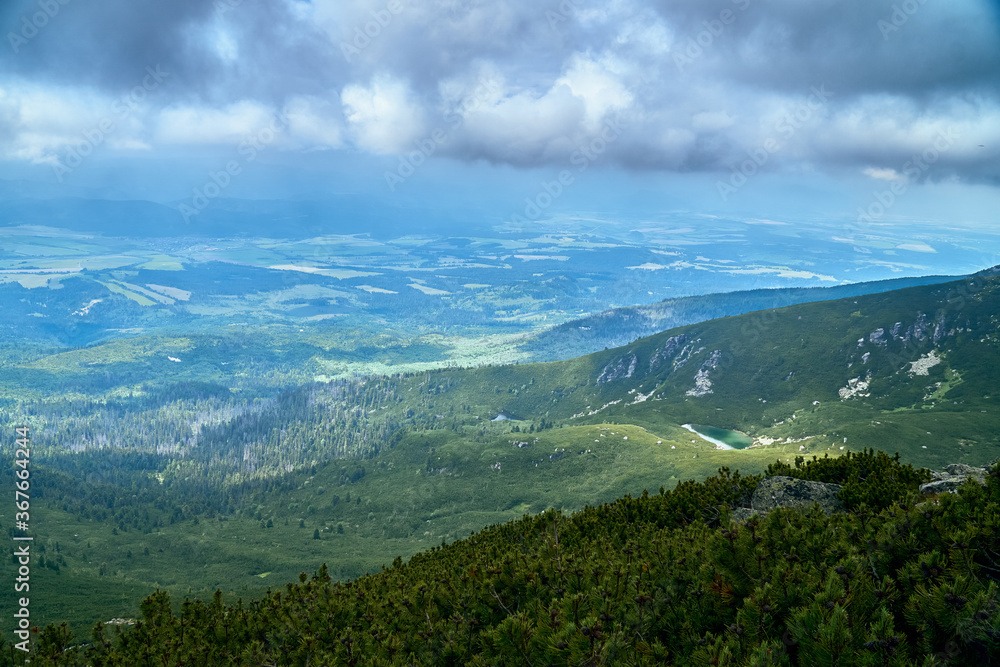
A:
[0,0,999,231]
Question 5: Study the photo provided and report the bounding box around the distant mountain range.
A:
[520,272,970,361]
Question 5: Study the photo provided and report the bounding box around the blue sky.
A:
[1,0,999,234]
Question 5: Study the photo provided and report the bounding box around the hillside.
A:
[521,273,964,361]
[13,451,1000,665]
[3,270,1000,636]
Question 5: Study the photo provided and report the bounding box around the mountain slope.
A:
[20,452,1000,665]
[520,273,965,361]
[4,270,1000,635]
[437,270,1000,472]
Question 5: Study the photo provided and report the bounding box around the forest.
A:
[6,450,999,665]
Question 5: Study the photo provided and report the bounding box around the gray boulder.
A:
[730,476,843,524]
[945,463,987,478]
[730,507,762,524]
[751,476,844,515]
[920,464,987,495]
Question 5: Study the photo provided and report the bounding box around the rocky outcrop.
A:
[685,350,721,397]
[648,334,687,373]
[596,353,637,384]
[731,476,843,523]
[730,463,994,523]
[919,463,989,495]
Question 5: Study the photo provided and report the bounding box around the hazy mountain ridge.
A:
[521,273,966,361]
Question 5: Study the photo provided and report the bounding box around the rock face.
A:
[596,353,638,384]
[919,463,989,495]
[731,476,843,523]
[648,334,687,373]
[685,350,721,397]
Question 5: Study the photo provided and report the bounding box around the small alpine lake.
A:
[682,424,754,450]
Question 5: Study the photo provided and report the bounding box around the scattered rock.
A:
[908,350,942,377]
[729,462,995,524]
[839,374,871,400]
[597,353,638,384]
[945,463,985,476]
[920,463,988,495]
[648,334,687,372]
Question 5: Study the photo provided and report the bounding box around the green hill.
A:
[521,272,965,361]
[3,270,1000,642]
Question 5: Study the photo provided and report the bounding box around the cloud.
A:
[0,82,134,164]
[555,55,634,132]
[155,101,277,145]
[341,75,425,154]
[283,96,344,150]
[897,242,936,253]
[0,0,997,185]
[863,167,904,182]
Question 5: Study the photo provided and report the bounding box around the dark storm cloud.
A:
[0,0,339,102]
[660,0,1000,98]
[1,0,998,184]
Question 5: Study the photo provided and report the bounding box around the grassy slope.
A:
[6,273,1000,634]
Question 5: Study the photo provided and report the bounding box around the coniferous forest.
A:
[7,450,1000,665]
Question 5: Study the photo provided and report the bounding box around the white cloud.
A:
[458,81,585,163]
[0,81,176,168]
[156,101,277,145]
[0,0,998,190]
[863,167,904,182]
[283,96,343,149]
[341,75,426,154]
[897,242,936,253]
[555,55,634,132]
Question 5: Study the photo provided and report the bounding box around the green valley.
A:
[3,268,1000,643]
